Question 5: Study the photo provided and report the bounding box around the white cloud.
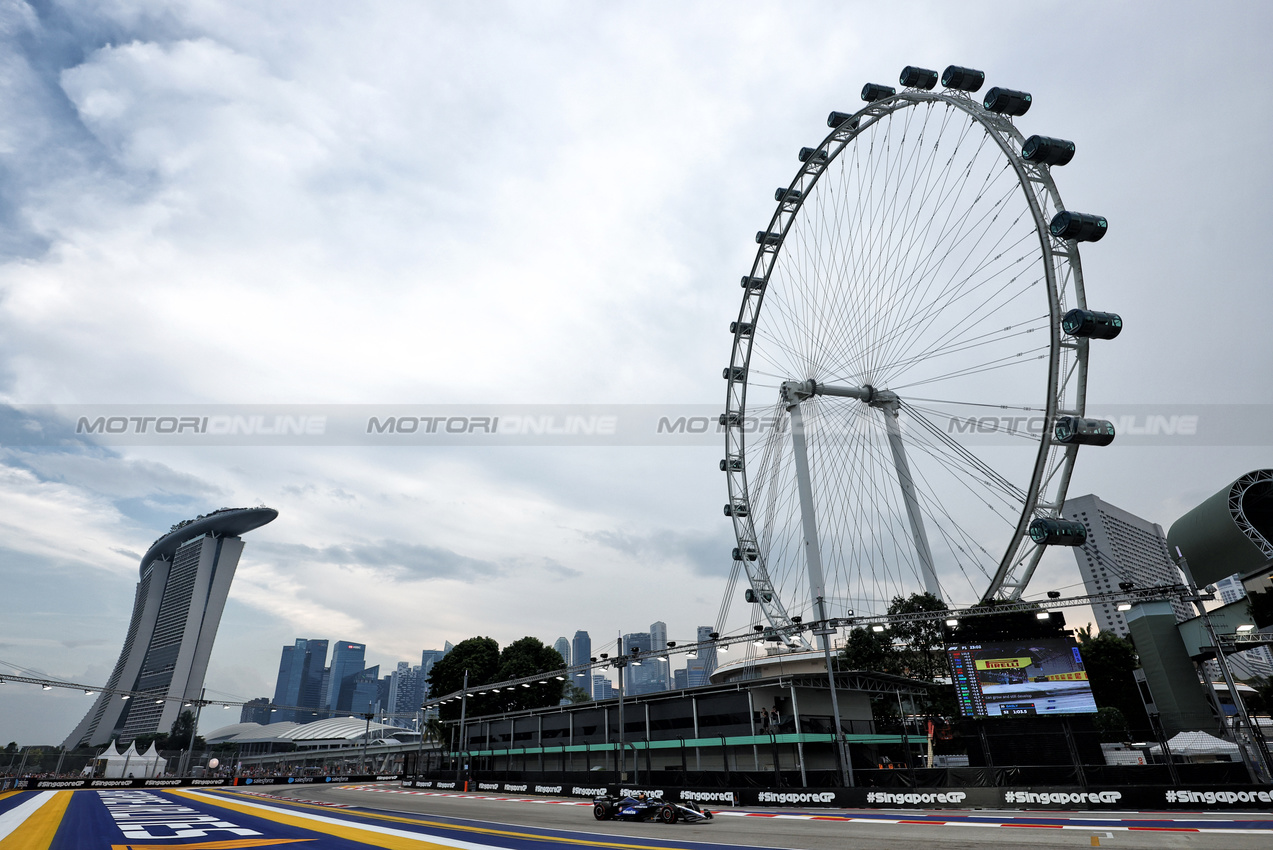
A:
[1,0,1271,745]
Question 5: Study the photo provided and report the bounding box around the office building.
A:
[351,666,380,715]
[1214,574,1273,679]
[419,645,451,699]
[572,631,592,697]
[592,675,615,700]
[623,631,659,695]
[240,697,272,725]
[673,668,688,689]
[1062,494,1191,637]
[649,621,669,691]
[273,638,329,723]
[684,625,718,687]
[553,636,571,667]
[327,641,368,714]
[388,662,425,727]
[63,507,278,747]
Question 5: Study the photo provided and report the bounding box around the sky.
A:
[1,0,1270,746]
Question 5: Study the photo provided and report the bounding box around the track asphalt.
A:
[0,783,1269,849]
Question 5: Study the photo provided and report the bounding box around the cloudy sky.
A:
[1,1,1270,745]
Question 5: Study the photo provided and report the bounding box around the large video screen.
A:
[946,637,1097,718]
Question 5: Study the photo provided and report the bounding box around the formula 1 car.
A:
[592,795,713,824]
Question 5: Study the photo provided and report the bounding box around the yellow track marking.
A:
[112,839,313,849]
[173,789,703,850]
[0,790,73,850]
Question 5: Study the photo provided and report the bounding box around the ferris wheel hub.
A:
[780,379,899,409]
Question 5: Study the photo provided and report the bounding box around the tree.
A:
[428,637,500,721]
[1076,625,1150,734]
[427,636,565,720]
[1247,676,1273,717]
[132,732,169,751]
[169,710,205,750]
[563,683,592,704]
[838,626,895,675]
[837,592,950,681]
[1094,706,1131,742]
[886,592,950,681]
[490,637,565,713]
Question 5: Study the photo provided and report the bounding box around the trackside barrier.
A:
[22,773,400,790]
[399,778,1273,810]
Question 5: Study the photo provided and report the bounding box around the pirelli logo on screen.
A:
[974,657,1033,671]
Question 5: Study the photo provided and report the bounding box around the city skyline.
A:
[2,3,1271,746]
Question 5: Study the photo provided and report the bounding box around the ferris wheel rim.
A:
[721,86,1091,633]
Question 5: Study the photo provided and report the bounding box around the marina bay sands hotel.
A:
[63,506,277,749]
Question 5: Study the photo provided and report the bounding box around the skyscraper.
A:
[240,697,272,725]
[273,638,329,722]
[63,507,277,747]
[572,631,592,697]
[327,641,368,714]
[1062,494,1191,636]
[1214,574,1273,679]
[695,625,718,681]
[553,636,571,667]
[649,621,669,691]
[420,646,451,699]
[623,631,656,695]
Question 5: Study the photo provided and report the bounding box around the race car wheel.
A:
[659,804,678,824]
[593,802,610,820]
[705,810,713,819]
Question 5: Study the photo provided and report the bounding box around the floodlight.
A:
[1036,611,1051,620]
[42,685,52,690]
[1237,624,1256,633]
[945,619,959,627]
[1116,603,1132,612]
[871,625,886,633]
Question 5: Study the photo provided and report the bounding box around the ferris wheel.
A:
[721,65,1121,640]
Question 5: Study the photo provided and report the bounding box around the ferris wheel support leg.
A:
[881,403,942,600]
[788,401,853,787]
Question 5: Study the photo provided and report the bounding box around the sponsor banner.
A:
[397,781,1273,810]
[26,772,401,790]
[24,777,229,790]
[974,657,1033,670]
[3,403,1266,447]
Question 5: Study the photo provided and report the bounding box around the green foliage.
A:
[427,636,566,720]
[839,626,895,674]
[1076,625,1150,734]
[838,592,949,681]
[166,710,204,750]
[563,683,592,704]
[132,732,169,751]
[428,637,500,720]
[1094,706,1131,742]
[4,742,16,753]
[1245,676,1273,717]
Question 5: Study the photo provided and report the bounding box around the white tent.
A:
[1149,731,1241,760]
[96,740,167,778]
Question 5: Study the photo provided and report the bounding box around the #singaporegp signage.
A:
[396,779,1273,810]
